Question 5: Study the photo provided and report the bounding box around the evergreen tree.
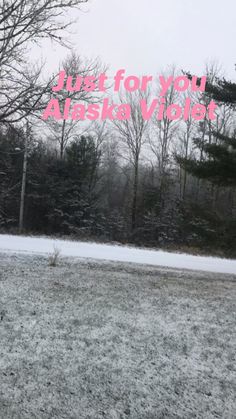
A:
[178,76,236,186]
[0,126,25,228]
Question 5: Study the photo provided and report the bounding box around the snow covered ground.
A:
[0,234,236,274]
[0,252,236,419]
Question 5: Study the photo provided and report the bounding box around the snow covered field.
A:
[1,234,236,274]
[0,252,236,419]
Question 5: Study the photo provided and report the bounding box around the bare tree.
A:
[0,0,88,124]
[47,53,107,158]
[114,90,150,231]
[176,90,197,199]
[149,67,179,208]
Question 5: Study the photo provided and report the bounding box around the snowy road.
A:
[0,234,236,275]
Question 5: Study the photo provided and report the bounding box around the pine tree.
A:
[177,76,236,186]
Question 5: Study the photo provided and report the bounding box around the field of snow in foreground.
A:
[0,253,236,418]
[1,234,236,275]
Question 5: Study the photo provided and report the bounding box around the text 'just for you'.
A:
[42,69,218,122]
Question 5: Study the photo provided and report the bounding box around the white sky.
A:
[35,0,236,80]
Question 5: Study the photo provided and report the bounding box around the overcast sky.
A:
[36,0,236,80]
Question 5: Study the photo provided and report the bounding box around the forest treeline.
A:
[1,88,236,257]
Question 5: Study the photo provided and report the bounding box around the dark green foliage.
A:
[0,123,235,256]
[178,76,236,186]
[0,126,25,228]
[206,78,236,106]
[177,133,236,186]
[26,136,103,236]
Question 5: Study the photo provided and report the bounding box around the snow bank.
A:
[0,234,236,275]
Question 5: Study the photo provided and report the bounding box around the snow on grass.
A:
[0,253,235,418]
[0,234,236,275]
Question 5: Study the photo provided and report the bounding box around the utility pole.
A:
[19,122,29,234]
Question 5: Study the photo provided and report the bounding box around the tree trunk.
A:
[19,129,28,234]
[60,120,66,159]
[131,157,139,231]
